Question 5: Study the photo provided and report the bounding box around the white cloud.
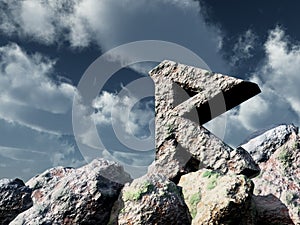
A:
[20,1,56,44]
[0,0,227,71]
[92,91,154,139]
[0,43,75,134]
[72,90,155,178]
[231,29,258,65]
[223,27,300,146]
[0,43,84,180]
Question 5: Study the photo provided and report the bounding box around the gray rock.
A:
[149,60,260,181]
[10,158,132,225]
[250,129,300,224]
[0,178,32,225]
[241,124,298,162]
[109,174,191,225]
[178,169,255,225]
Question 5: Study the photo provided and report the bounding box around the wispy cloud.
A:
[231,29,258,66]
[72,89,155,178]
[0,118,84,180]
[0,42,84,180]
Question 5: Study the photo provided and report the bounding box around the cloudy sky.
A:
[1,0,300,180]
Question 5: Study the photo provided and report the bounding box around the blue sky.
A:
[1,0,300,180]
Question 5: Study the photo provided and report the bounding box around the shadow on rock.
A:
[253,194,294,225]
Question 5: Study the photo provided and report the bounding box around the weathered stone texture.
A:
[242,125,300,225]
[110,174,191,225]
[0,178,32,225]
[252,195,295,225]
[241,124,298,162]
[149,60,260,181]
[178,169,255,225]
[10,159,132,225]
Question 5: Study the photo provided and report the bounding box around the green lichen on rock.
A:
[189,192,201,219]
[116,174,192,224]
[286,192,299,206]
[202,170,220,190]
[278,148,293,170]
[293,141,299,149]
[189,192,201,206]
[202,170,213,178]
[123,181,154,201]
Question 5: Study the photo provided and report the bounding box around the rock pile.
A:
[0,61,299,224]
[10,159,132,225]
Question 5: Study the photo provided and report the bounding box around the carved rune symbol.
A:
[148,60,261,182]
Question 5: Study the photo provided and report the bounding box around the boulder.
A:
[0,178,32,225]
[10,159,132,225]
[252,195,295,225]
[109,174,191,225]
[241,124,298,162]
[178,169,255,225]
[242,124,300,224]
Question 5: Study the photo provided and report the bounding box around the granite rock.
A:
[6,61,299,225]
[0,178,32,225]
[178,169,255,225]
[109,174,191,225]
[10,159,132,225]
[241,124,298,162]
[252,195,295,225]
[242,124,300,224]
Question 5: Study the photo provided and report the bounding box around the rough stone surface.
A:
[0,178,32,225]
[5,61,300,225]
[242,124,300,224]
[178,169,255,225]
[109,174,191,225]
[149,60,260,181]
[10,159,132,225]
[241,124,298,162]
[252,195,295,225]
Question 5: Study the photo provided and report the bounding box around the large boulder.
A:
[0,178,32,225]
[109,174,191,225]
[242,124,300,224]
[240,124,298,162]
[178,169,255,225]
[10,159,132,225]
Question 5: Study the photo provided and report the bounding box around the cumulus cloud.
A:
[0,43,75,134]
[72,89,155,178]
[0,42,85,180]
[0,0,227,71]
[0,0,74,44]
[224,27,300,146]
[92,91,154,139]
